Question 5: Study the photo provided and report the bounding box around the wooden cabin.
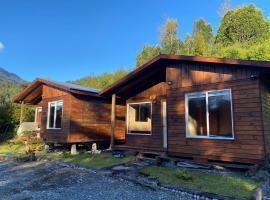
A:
[101,54,270,165]
[14,78,125,146]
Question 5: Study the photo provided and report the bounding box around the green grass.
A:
[0,142,25,155]
[38,152,135,169]
[0,142,135,170]
[141,166,260,199]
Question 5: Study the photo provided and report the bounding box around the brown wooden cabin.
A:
[14,78,125,146]
[101,54,270,165]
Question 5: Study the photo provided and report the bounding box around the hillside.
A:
[0,67,26,85]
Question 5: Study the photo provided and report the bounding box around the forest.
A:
[0,2,270,138]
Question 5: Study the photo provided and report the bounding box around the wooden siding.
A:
[166,62,260,88]
[39,85,71,143]
[115,61,266,164]
[260,79,270,159]
[167,79,265,164]
[123,82,167,152]
[69,94,126,143]
[166,62,264,164]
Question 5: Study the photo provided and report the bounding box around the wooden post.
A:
[110,94,116,149]
[20,101,25,124]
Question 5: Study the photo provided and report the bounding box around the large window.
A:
[185,89,233,139]
[127,102,152,135]
[47,100,63,129]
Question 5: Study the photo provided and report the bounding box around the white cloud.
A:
[0,42,5,52]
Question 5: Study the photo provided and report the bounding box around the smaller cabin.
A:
[14,78,126,146]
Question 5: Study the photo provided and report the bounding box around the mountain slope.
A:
[0,67,26,85]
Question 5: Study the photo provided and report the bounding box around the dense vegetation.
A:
[71,67,128,90]
[136,3,270,67]
[0,82,34,141]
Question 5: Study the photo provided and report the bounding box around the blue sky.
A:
[0,0,269,82]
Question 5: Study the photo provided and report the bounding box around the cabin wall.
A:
[166,62,265,164]
[69,95,126,144]
[260,79,270,159]
[39,85,71,143]
[124,82,167,152]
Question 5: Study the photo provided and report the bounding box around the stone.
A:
[91,143,101,154]
[71,144,78,155]
[254,188,262,200]
[44,145,50,153]
[112,165,131,171]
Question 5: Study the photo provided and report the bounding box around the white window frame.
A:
[47,100,63,130]
[185,89,234,140]
[35,107,42,123]
[126,102,152,136]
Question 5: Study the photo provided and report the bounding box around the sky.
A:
[0,0,269,82]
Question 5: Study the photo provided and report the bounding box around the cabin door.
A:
[162,101,167,149]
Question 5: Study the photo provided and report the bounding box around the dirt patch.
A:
[0,160,192,200]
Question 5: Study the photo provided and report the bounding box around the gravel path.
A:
[0,160,192,200]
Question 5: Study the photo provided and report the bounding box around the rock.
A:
[44,144,50,153]
[5,152,13,157]
[71,144,78,155]
[91,143,101,154]
[112,165,131,171]
[254,188,262,200]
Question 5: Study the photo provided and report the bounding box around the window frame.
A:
[185,89,234,140]
[46,100,63,130]
[126,102,152,136]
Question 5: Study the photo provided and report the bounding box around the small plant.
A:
[175,169,193,180]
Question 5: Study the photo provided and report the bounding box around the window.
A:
[185,89,233,139]
[47,100,63,129]
[127,102,152,135]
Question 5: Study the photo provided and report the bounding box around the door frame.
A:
[162,100,168,150]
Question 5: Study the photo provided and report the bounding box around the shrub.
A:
[175,169,193,180]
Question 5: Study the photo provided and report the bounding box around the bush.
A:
[175,169,193,180]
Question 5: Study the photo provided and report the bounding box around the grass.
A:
[0,142,25,155]
[37,151,135,169]
[141,166,260,199]
[0,141,135,170]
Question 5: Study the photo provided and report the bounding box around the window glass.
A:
[48,103,55,128]
[187,95,207,136]
[55,102,63,128]
[208,92,232,137]
[186,90,233,139]
[128,103,151,134]
[47,101,63,129]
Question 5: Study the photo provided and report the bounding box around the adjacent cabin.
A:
[14,78,125,146]
[101,55,270,165]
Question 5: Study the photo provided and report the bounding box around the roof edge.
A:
[99,54,270,96]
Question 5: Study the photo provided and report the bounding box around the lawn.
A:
[38,152,135,169]
[0,142,25,156]
[141,166,260,199]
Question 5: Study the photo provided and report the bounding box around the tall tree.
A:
[160,19,181,54]
[182,19,213,56]
[136,45,161,67]
[215,4,270,46]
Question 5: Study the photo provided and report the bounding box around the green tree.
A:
[182,19,213,56]
[160,19,181,54]
[136,45,161,67]
[71,67,129,90]
[215,4,270,46]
